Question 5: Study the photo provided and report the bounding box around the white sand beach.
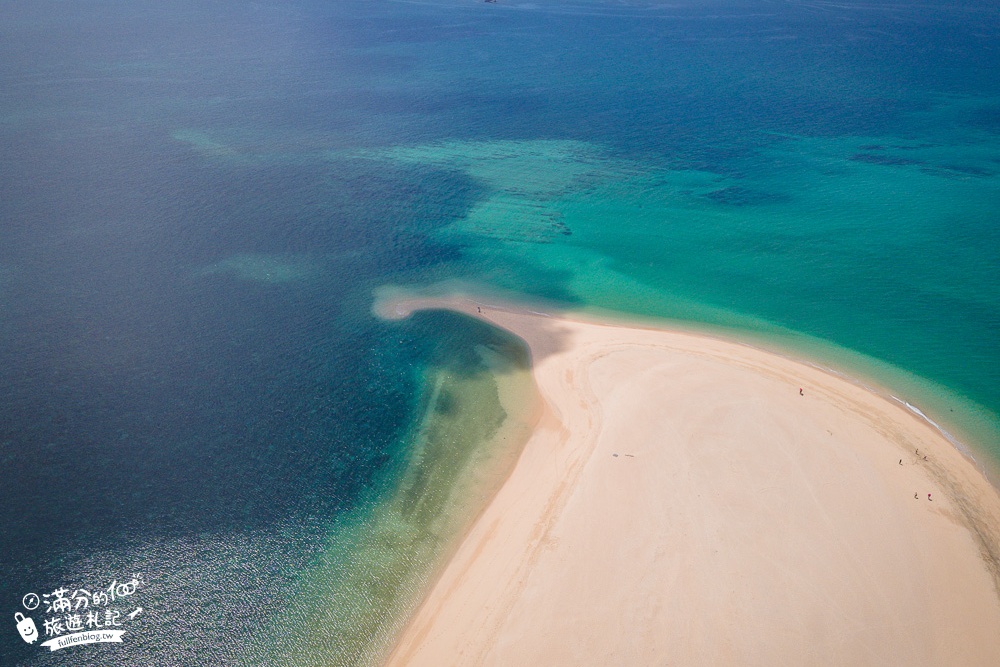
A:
[376,294,1000,666]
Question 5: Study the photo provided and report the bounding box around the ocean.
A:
[2,0,998,664]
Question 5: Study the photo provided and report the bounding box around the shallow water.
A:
[2,0,998,664]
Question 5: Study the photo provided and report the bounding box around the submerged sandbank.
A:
[377,293,1000,666]
[248,311,540,667]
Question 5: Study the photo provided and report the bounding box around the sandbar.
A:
[377,294,1000,666]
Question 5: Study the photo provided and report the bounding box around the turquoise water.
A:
[353,131,1000,452]
[2,0,998,665]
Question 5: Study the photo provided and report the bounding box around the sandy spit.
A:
[376,294,1000,667]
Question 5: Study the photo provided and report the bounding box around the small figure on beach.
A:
[899,459,903,465]
[928,493,933,501]
[923,456,928,461]
[477,306,481,313]
[799,388,804,396]
[915,492,919,499]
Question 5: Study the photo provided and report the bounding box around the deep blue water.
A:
[2,1,999,664]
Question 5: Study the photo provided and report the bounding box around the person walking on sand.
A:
[799,388,804,396]
[915,492,919,499]
[899,459,903,465]
[928,493,933,501]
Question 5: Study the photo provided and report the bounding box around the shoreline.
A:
[376,291,1000,666]
[363,343,543,667]
[376,285,1000,486]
